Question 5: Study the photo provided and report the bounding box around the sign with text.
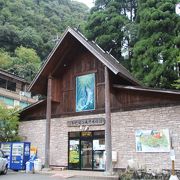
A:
[67,118,105,127]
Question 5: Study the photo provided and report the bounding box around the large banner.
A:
[135,129,170,152]
[76,73,95,112]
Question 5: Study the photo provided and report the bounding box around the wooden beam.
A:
[45,75,52,168]
[105,66,112,174]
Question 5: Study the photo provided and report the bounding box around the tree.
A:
[173,53,180,89]
[0,104,21,142]
[132,0,180,88]
[0,49,13,69]
[10,46,41,82]
[85,0,138,69]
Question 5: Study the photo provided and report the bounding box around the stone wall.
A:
[19,105,180,170]
[19,120,46,163]
[111,105,180,171]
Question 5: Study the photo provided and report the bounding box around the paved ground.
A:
[0,170,119,180]
[0,171,82,180]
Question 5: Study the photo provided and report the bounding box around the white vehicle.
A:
[0,149,8,175]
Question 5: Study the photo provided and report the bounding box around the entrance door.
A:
[69,140,80,170]
[81,140,92,170]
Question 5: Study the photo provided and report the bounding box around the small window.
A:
[0,78,6,89]
[7,81,16,91]
[93,131,105,137]
[69,132,80,138]
[4,97,14,106]
[81,131,92,137]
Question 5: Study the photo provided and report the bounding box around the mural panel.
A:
[76,73,95,112]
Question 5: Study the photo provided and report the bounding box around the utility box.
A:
[0,142,31,170]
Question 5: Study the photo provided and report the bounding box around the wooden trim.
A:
[20,103,180,121]
[113,84,180,95]
[73,70,97,77]
[45,75,52,168]
[97,82,105,86]
[28,28,70,91]
[105,66,112,174]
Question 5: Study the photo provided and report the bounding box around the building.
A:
[19,27,180,171]
[0,69,37,109]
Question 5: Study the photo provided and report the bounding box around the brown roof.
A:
[113,84,180,95]
[0,68,28,84]
[29,27,140,94]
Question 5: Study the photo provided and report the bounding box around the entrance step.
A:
[50,166,67,171]
[75,176,119,180]
[52,170,119,180]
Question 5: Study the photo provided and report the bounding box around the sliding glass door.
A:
[81,140,92,170]
[68,131,105,171]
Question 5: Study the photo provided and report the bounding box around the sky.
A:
[74,0,95,8]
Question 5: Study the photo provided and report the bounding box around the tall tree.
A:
[132,0,180,88]
[85,0,138,69]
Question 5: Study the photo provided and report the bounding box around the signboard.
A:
[170,149,175,161]
[67,118,105,127]
[135,129,170,152]
[76,73,95,112]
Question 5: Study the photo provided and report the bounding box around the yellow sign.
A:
[30,146,37,156]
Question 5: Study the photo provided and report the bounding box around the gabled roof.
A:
[29,27,140,94]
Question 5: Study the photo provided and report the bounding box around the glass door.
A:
[93,139,105,170]
[69,140,80,169]
[81,140,92,170]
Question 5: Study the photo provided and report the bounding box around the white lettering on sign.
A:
[67,118,105,127]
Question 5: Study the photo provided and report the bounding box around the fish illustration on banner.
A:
[76,73,95,112]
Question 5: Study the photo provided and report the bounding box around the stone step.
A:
[50,166,67,171]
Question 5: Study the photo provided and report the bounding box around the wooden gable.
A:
[20,28,180,121]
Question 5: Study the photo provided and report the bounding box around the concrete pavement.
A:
[0,170,119,180]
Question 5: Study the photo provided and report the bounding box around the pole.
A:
[169,137,179,180]
[45,75,52,168]
[105,66,112,175]
[172,160,175,176]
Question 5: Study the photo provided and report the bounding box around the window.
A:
[4,97,14,106]
[7,81,16,91]
[0,78,6,89]
[20,102,29,108]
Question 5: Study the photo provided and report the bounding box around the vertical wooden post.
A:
[105,66,112,175]
[45,75,52,168]
[172,160,175,176]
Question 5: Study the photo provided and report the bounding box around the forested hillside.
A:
[0,0,88,81]
[0,0,179,89]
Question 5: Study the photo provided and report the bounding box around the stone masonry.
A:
[19,105,180,171]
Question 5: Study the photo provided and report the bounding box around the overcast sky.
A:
[74,0,95,8]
